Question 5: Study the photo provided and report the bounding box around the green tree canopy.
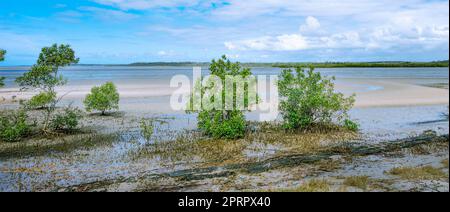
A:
[37,44,79,70]
[15,44,79,132]
[16,44,78,91]
[84,82,120,115]
[187,55,256,139]
[0,49,5,62]
[278,66,356,130]
[0,49,6,87]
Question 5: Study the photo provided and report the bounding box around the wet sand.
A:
[341,79,449,108]
[1,79,448,113]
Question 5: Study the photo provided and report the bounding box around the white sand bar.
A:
[1,78,448,109]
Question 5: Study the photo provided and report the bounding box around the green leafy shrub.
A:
[84,82,120,115]
[343,119,359,132]
[0,110,32,142]
[50,107,82,132]
[140,118,154,142]
[278,66,356,130]
[0,49,5,62]
[198,110,246,139]
[15,44,78,133]
[25,91,56,109]
[0,49,6,87]
[0,76,5,88]
[187,55,256,139]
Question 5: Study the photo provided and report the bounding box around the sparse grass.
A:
[130,133,250,166]
[408,145,432,155]
[442,159,449,169]
[140,118,154,142]
[423,83,449,90]
[315,159,342,172]
[246,122,358,154]
[0,132,118,158]
[292,179,331,192]
[388,166,448,180]
[265,179,332,192]
[343,176,370,190]
[407,142,449,155]
[128,122,358,166]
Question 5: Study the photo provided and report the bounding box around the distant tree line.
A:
[274,61,449,68]
[127,61,449,68]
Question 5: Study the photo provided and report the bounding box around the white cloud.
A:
[157,50,177,57]
[224,42,238,50]
[225,34,308,51]
[430,26,449,38]
[215,0,449,53]
[223,1,448,53]
[92,0,200,10]
[55,10,84,23]
[275,34,309,51]
[319,32,364,49]
[55,6,138,23]
[225,54,239,59]
[157,50,167,56]
[300,16,321,32]
[10,0,445,63]
[79,6,138,21]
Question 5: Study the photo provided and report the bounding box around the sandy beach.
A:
[342,79,449,108]
[1,78,448,112]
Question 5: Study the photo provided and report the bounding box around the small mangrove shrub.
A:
[0,49,6,87]
[0,49,5,61]
[15,44,79,133]
[0,76,5,88]
[140,118,154,142]
[278,66,357,130]
[0,110,32,142]
[84,82,120,115]
[187,55,256,139]
[343,119,359,132]
[24,91,56,109]
[50,107,82,132]
[198,110,246,139]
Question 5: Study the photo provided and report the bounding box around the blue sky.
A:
[0,0,449,65]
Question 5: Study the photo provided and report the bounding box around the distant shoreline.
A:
[127,60,449,68]
[1,60,448,69]
[273,61,449,68]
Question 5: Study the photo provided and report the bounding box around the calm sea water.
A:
[0,66,448,88]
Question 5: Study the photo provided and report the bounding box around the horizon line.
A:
[0,60,448,67]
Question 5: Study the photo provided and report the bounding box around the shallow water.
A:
[0,66,448,88]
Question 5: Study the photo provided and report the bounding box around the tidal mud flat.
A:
[61,133,449,192]
[0,104,448,192]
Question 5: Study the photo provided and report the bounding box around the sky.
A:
[0,0,449,65]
